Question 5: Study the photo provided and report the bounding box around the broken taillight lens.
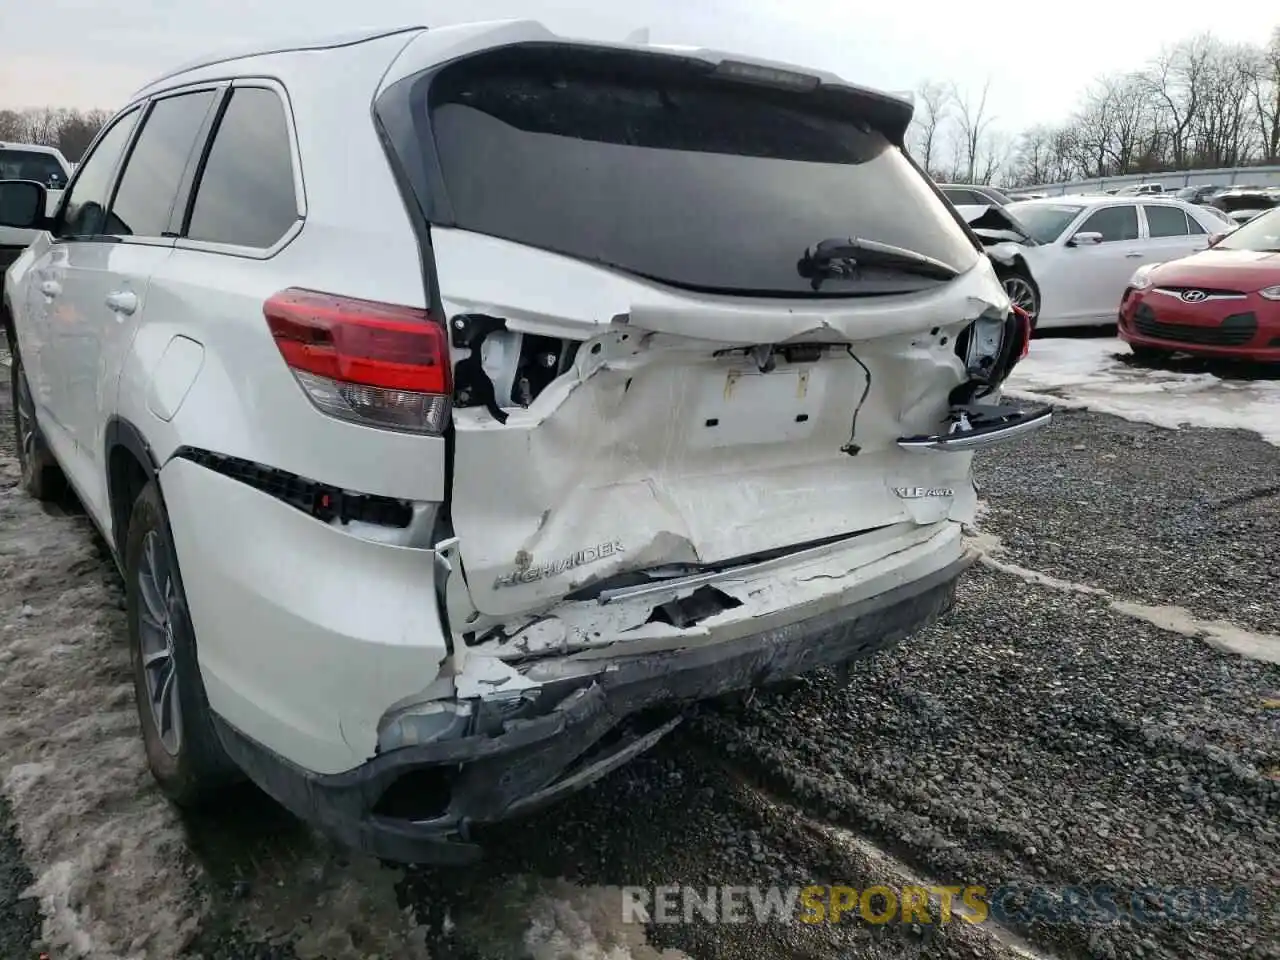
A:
[1012,304,1032,360]
[264,288,452,434]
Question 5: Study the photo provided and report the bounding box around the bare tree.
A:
[909,81,952,178]
[1245,27,1280,163]
[951,80,996,183]
[1007,126,1069,186]
[1145,36,1216,169]
[1190,40,1256,167]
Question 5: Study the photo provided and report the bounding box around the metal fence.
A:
[1012,165,1280,196]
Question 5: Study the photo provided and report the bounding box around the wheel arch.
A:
[105,416,160,560]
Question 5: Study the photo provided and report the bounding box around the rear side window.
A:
[59,109,141,238]
[186,87,298,248]
[109,90,217,239]
[419,47,979,296]
[1079,205,1138,242]
[1144,204,1189,238]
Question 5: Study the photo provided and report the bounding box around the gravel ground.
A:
[975,405,1280,635]
[0,347,1278,959]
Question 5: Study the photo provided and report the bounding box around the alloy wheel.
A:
[1003,275,1038,318]
[14,363,38,479]
[137,530,183,755]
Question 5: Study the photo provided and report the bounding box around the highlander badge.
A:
[495,540,625,588]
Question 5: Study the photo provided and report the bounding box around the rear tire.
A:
[10,349,67,502]
[126,479,239,806]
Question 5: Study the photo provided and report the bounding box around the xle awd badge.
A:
[894,486,955,499]
[494,540,625,588]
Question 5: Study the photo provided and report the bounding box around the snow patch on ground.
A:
[1006,336,1280,446]
[0,464,202,958]
[968,530,1280,666]
[445,876,689,960]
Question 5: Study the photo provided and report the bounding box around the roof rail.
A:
[135,25,426,95]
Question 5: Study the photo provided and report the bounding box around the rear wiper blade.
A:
[797,237,960,289]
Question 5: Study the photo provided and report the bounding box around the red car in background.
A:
[1118,208,1280,363]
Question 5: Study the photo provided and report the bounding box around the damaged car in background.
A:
[0,20,1051,864]
[955,202,1043,324]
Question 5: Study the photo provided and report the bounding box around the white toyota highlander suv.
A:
[0,21,1051,862]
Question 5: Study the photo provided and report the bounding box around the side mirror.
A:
[1068,231,1103,247]
[1207,232,1226,247]
[0,180,49,230]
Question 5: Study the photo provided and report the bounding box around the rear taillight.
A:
[264,288,451,434]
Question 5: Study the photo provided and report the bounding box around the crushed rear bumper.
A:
[210,549,975,864]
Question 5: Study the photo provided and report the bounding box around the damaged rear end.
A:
[340,29,1050,858]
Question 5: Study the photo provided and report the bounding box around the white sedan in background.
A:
[969,196,1231,329]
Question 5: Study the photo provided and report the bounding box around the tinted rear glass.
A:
[0,149,67,188]
[423,47,978,296]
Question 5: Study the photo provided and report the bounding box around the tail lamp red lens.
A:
[264,288,451,434]
[1011,304,1032,359]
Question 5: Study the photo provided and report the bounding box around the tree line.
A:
[5,25,1279,188]
[0,107,114,163]
[912,26,1280,188]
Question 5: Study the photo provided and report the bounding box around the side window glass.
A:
[59,109,141,239]
[1079,205,1138,242]
[109,90,216,239]
[1185,212,1206,235]
[186,87,299,248]
[1144,204,1189,238]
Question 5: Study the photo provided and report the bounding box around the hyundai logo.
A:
[1180,290,1208,303]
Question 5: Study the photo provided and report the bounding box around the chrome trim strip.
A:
[1151,287,1247,301]
[897,408,1053,453]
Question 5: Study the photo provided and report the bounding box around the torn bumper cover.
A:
[209,550,975,864]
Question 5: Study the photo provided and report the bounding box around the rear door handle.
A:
[105,290,139,316]
[40,280,61,298]
[1124,252,1144,258]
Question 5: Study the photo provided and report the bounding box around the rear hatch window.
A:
[418,45,979,297]
[0,148,68,188]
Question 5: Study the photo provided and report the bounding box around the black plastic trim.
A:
[169,446,413,528]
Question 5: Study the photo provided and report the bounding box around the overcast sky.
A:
[2,0,1277,134]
